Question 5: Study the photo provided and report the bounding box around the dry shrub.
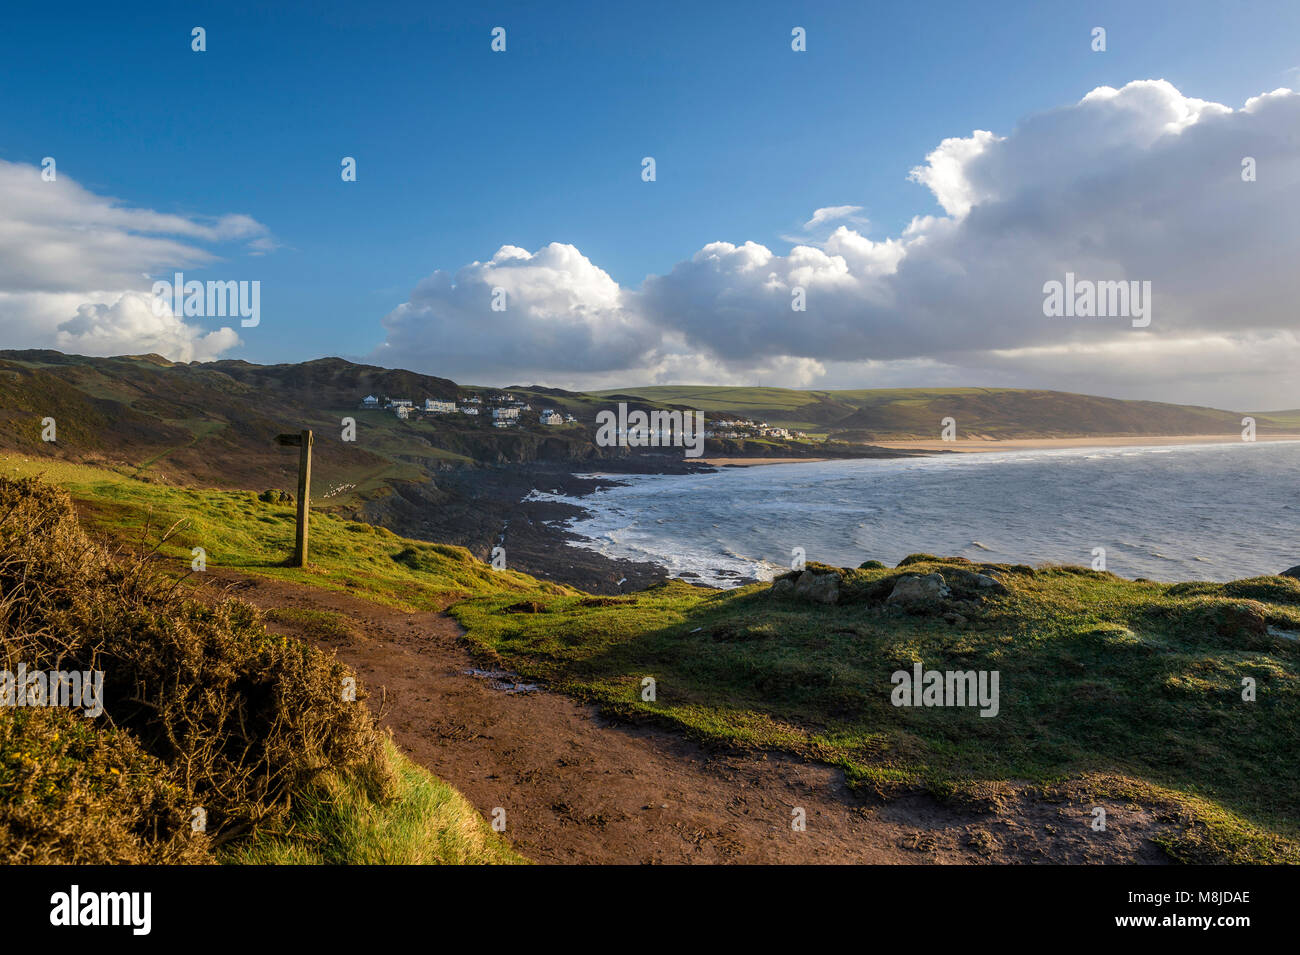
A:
[0,477,392,862]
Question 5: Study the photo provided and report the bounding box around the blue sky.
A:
[2,1,1299,406]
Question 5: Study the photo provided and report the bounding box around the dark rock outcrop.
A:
[887,572,950,606]
[771,569,841,604]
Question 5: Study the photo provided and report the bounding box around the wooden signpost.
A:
[274,429,313,567]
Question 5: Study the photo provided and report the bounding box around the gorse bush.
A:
[0,708,207,863]
[0,477,391,862]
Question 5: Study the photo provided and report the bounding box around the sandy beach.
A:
[870,433,1300,453]
[699,457,831,467]
[701,435,1300,466]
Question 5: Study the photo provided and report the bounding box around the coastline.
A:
[870,433,1300,453]
[368,435,1300,594]
[506,435,1300,592]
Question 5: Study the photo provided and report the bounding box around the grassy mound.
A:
[0,476,520,864]
[227,740,524,865]
[452,557,1300,863]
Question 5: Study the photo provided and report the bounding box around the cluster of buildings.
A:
[704,417,806,440]
[360,392,576,429]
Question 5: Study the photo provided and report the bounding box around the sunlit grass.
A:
[224,741,526,865]
[1,452,564,612]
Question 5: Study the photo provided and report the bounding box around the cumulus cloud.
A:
[371,241,837,390]
[0,158,266,361]
[375,79,1300,407]
[645,80,1300,381]
[906,129,1002,218]
[374,242,659,384]
[56,292,240,363]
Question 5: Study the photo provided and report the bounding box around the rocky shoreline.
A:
[345,454,697,593]
[351,446,928,595]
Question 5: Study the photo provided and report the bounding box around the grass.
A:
[0,452,563,612]
[133,419,228,476]
[451,559,1300,862]
[225,741,525,865]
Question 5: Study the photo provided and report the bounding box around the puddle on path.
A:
[463,668,541,693]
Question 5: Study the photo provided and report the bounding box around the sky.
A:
[2,0,1299,409]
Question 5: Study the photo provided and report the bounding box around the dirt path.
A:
[196,568,1175,865]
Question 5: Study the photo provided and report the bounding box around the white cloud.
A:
[803,205,866,230]
[639,79,1300,405]
[907,129,1002,218]
[56,292,241,363]
[0,158,268,361]
[374,242,659,383]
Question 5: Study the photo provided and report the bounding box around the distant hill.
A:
[0,350,599,497]
[4,351,1296,505]
[595,385,1300,440]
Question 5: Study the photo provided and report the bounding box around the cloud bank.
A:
[0,159,268,362]
[374,79,1300,408]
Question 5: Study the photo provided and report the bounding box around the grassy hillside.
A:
[0,351,601,506]
[600,385,1300,440]
[0,454,559,612]
[452,558,1300,863]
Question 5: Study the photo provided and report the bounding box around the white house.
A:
[395,405,412,420]
[361,395,379,409]
[459,406,479,415]
[492,407,520,421]
[424,399,456,413]
[541,411,564,425]
[388,398,413,409]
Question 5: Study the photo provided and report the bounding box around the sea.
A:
[530,441,1300,587]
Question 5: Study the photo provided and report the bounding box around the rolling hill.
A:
[596,385,1300,440]
[0,350,601,497]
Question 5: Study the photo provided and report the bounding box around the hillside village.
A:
[359,391,809,441]
[361,391,577,429]
[703,418,808,441]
